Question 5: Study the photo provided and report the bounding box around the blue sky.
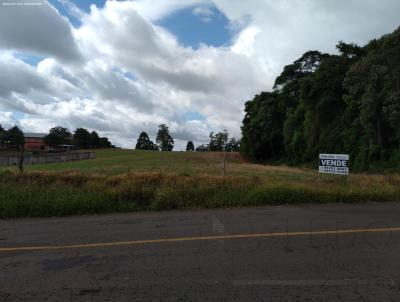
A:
[14,53,45,67]
[48,0,233,49]
[157,5,232,49]
[183,111,206,122]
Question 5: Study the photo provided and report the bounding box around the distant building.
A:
[24,133,47,150]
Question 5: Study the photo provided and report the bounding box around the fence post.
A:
[221,151,226,177]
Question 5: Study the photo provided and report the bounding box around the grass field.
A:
[1,149,399,218]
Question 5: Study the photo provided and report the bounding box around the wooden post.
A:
[222,151,226,177]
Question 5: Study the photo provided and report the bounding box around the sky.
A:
[0,0,399,149]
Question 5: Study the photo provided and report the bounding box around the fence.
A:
[0,151,95,166]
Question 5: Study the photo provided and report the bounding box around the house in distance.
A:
[24,133,47,150]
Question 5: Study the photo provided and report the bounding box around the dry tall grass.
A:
[1,168,399,218]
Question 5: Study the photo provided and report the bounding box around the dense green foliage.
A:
[0,124,5,147]
[72,128,113,149]
[208,131,240,152]
[89,131,101,148]
[225,138,240,152]
[186,141,195,151]
[136,131,158,150]
[4,126,25,151]
[73,128,91,148]
[209,130,228,151]
[98,137,113,148]
[241,28,400,171]
[156,124,174,151]
[44,127,72,148]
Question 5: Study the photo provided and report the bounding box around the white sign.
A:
[319,154,349,175]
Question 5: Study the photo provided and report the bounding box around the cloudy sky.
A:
[0,0,399,149]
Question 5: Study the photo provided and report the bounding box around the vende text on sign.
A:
[319,154,349,175]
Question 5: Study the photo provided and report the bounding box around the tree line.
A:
[1,123,241,153]
[0,125,25,150]
[241,27,400,171]
[0,125,114,150]
[135,124,240,152]
[44,127,114,149]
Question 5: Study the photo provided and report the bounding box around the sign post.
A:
[319,154,349,175]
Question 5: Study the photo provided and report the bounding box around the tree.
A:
[225,138,240,152]
[99,137,112,148]
[156,124,174,151]
[336,41,365,59]
[240,27,400,171]
[136,132,158,150]
[0,124,5,147]
[73,128,91,149]
[342,29,400,168]
[241,92,286,161]
[4,126,25,172]
[90,131,101,148]
[209,131,229,151]
[44,126,72,148]
[5,126,25,151]
[186,141,195,152]
[273,51,328,89]
[196,144,208,152]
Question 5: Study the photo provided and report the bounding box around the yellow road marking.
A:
[1,227,399,253]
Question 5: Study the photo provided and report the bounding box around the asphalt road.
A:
[1,203,400,301]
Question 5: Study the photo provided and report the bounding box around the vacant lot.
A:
[1,149,399,218]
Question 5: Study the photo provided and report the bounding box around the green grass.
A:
[22,149,245,175]
[1,149,399,218]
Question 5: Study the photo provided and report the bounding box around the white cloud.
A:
[0,0,399,149]
[125,0,206,21]
[0,52,49,99]
[214,0,400,76]
[0,0,82,62]
[57,0,84,20]
[0,111,16,128]
[192,6,213,23]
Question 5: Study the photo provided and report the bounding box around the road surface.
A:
[1,203,400,301]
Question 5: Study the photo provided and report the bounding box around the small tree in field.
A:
[136,132,158,150]
[156,124,174,151]
[186,141,194,152]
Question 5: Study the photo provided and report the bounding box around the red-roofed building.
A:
[24,133,47,150]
